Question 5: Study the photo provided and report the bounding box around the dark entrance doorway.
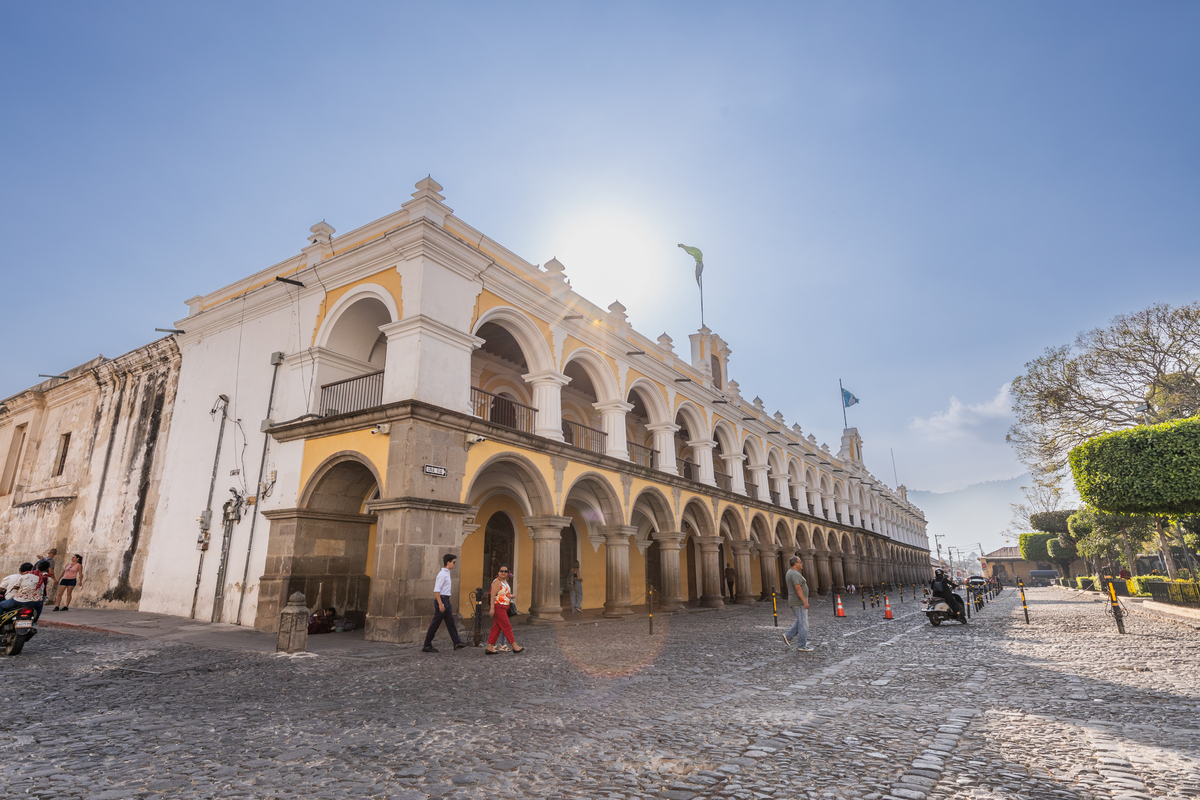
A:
[482,512,516,595]
[559,523,577,609]
[646,536,661,598]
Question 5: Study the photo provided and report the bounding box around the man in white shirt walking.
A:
[423,553,466,653]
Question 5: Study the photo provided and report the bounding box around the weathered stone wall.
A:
[0,338,180,606]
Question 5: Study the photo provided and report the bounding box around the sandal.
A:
[498,644,511,652]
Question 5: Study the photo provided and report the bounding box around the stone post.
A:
[523,370,570,441]
[594,400,634,460]
[730,540,756,605]
[652,531,686,610]
[276,592,309,654]
[601,525,636,617]
[646,422,680,474]
[696,536,725,608]
[525,515,572,624]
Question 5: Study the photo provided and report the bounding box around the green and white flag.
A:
[677,244,703,287]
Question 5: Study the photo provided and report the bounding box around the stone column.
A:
[789,480,806,511]
[830,556,845,594]
[821,493,834,521]
[523,370,569,441]
[721,454,747,496]
[594,400,634,461]
[758,545,777,599]
[524,515,572,624]
[688,439,718,486]
[851,504,863,528]
[730,540,756,605]
[771,474,791,507]
[652,531,686,611]
[646,422,680,474]
[806,489,820,516]
[815,553,832,596]
[747,464,770,502]
[801,549,818,596]
[843,555,859,587]
[696,536,725,608]
[601,525,636,617]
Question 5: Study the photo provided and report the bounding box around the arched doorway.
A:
[559,523,578,610]
[481,512,516,596]
[255,455,378,631]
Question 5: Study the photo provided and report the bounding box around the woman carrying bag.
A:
[485,565,524,655]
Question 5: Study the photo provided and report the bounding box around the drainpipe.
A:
[235,351,284,626]
[190,395,230,619]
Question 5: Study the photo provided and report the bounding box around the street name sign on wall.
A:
[423,465,447,477]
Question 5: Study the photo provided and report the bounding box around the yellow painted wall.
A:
[298,429,390,496]
[564,504,607,610]
[458,495,535,615]
[311,268,405,346]
[751,554,762,595]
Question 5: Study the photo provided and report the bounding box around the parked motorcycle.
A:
[0,604,38,655]
[923,594,968,626]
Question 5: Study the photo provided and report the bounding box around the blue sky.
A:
[4,3,1199,525]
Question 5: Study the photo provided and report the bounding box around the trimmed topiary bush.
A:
[1069,415,1200,515]
[1127,575,1168,596]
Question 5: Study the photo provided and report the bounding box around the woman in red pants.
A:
[486,565,524,654]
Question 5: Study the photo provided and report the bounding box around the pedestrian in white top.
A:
[422,553,465,653]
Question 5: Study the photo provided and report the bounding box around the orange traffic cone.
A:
[883,596,894,620]
[835,595,846,617]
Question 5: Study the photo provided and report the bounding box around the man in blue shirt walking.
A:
[423,553,466,653]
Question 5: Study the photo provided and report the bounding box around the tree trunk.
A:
[1156,517,1179,580]
[1120,527,1136,576]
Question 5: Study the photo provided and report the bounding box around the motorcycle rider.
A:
[0,562,47,623]
[930,568,965,620]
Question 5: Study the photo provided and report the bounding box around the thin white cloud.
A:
[909,383,1013,443]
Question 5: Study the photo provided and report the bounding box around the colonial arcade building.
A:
[135,178,931,643]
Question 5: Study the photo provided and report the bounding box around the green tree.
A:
[1008,303,1200,475]
[1019,533,1055,565]
[1068,506,1154,575]
[1069,415,1200,578]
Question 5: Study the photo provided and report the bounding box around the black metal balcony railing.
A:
[680,460,699,481]
[791,497,800,512]
[320,370,384,417]
[770,490,781,506]
[563,419,607,455]
[627,441,658,469]
[714,471,732,491]
[744,481,758,498]
[808,503,815,515]
[837,513,843,524]
[471,387,537,434]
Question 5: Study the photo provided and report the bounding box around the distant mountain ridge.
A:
[907,474,1029,557]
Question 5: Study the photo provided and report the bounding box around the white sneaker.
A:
[782,632,794,648]
[797,645,815,652]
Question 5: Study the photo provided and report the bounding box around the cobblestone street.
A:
[2,588,1198,800]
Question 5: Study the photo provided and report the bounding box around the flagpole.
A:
[839,379,847,428]
[699,270,705,328]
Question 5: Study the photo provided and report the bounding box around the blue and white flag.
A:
[842,388,860,408]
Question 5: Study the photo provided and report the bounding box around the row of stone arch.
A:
[464,451,931,620]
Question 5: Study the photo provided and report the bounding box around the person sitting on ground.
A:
[307,607,335,635]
